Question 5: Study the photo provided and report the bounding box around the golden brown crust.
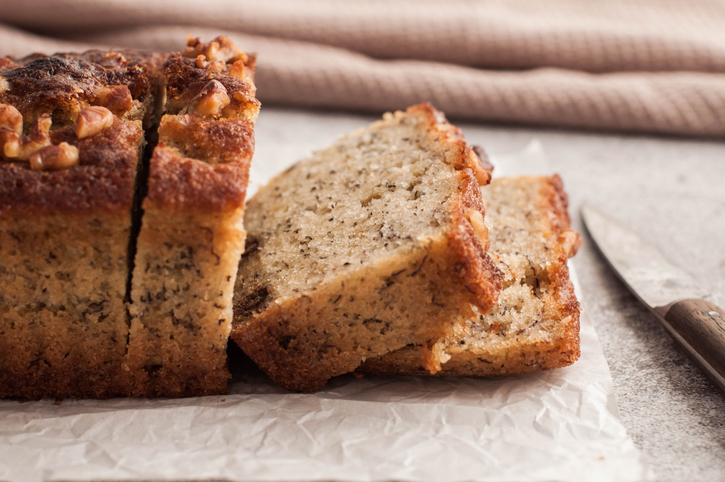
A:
[145,142,251,213]
[157,114,254,165]
[446,169,501,307]
[536,175,581,365]
[0,119,143,217]
[411,103,501,314]
[541,174,572,238]
[407,103,491,186]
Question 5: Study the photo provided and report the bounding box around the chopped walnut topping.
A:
[0,115,52,161]
[16,115,52,160]
[0,104,22,134]
[74,106,114,139]
[206,38,246,63]
[193,80,230,117]
[228,60,248,80]
[104,51,127,63]
[184,35,204,57]
[29,142,79,171]
[184,35,248,64]
[0,58,18,70]
[94,85,133,115]
[0,75,9,95]
[0,128,20,159]
[194,55,225,73]
[97,51,129,69]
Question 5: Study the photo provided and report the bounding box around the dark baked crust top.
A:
[1,52,161,130]
[164,56,260,118]
[0,119,143,217]
[0,50,166,217]
[54,50,167,101]
[1,57,109,129]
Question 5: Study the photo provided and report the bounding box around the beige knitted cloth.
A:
[1,0,724,138]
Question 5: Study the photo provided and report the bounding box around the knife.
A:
[581,203,725,396]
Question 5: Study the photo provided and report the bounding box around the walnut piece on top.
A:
[74,106,114,139]
[29,142,79,171]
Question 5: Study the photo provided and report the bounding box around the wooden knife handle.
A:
[658,299,725,395]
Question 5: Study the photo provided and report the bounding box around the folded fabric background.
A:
[1,0,724,138]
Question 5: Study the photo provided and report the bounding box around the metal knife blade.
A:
[581,203,725,396]
[581,204,708,308]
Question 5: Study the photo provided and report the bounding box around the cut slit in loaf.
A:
[231,103,504,392]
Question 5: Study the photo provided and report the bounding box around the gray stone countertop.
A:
[254,107,725,481]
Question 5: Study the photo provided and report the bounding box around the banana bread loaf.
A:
[231,103,503,392]
[0,36,259,399]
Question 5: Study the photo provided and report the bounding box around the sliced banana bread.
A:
[360,175,582,377]
[126,37,260,397]
[231,103,503,392]
[0,52,161,399]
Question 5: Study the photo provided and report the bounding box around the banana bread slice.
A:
[127,37,260,397]
[0,52,162,399]
[231,103,503,392]
[359,175,582,376]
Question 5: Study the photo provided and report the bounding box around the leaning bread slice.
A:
[126,37,259,397]
[360,175,582,376]
[231,103,503,392]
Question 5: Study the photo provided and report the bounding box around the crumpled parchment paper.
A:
[0,124,650,482]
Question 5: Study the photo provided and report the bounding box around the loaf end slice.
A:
[232,103,502,392]
[360,175,582,377]
[127,37,258,397]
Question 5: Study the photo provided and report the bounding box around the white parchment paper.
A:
[0,134,650,482]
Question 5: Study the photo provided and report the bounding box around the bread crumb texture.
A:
[0,214,131,398]
[360,175,582,377]
[232,103,502,392]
